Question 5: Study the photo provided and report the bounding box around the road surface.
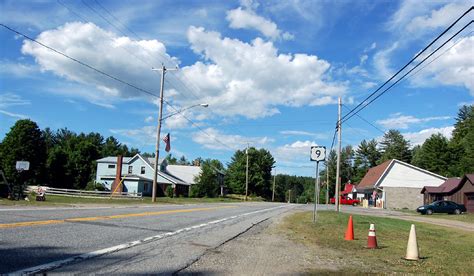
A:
[0,202,292,274]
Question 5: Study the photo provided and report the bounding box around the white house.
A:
[95,154,201,196]
[356,159,447,209]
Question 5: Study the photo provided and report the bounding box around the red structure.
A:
[111,155,123,195]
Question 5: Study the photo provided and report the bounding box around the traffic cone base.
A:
[404,224,420,260]
[366,223,378,249]
[344,215,354,241]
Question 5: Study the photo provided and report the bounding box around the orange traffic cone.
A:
[344,215,354,240]
[366,223,378,249]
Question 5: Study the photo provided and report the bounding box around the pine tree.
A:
[413,134,450,176]
[379,129,412,163]
[353,139,381,182]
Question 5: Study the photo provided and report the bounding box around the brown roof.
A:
[357,160,392,189]
[422,177,463,194]
[465,174,474,183]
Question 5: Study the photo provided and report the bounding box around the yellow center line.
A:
[0,206,237,229]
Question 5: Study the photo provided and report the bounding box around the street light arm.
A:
[161,103,208,121]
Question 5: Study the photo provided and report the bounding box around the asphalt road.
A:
[0,202,292,274]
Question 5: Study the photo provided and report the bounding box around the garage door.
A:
[465,193,474,213]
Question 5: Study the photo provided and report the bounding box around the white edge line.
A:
[11,205,287,275]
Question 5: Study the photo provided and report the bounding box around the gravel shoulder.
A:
[181,209,343,275]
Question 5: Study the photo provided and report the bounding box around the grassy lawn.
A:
[0,194,246,206]
[396,209,474,224]
[281,211,474,274]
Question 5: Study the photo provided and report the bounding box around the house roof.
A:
[466,174,474,183]
[96,155,164,165]
[422,174,474,194]
[357,159,446,190]
[357,160,392,189]
[166,165,202,184]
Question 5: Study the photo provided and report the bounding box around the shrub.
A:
[166,185,174,198]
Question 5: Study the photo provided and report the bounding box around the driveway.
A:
[335,205,474,232]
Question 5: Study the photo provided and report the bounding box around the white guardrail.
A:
[28,186,142,199]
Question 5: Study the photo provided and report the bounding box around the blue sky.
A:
[1,0,473,176]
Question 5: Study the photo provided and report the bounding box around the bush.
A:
[166,185,174,198]
[85,181,106,191]
[189,185,200,198]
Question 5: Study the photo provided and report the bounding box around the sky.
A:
[1,0,473,177]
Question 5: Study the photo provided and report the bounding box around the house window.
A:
[128,166,133,174]
[141,166,145,174]
[144,182,149,191]
[108,164,115,169]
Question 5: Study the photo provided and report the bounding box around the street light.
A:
[161,103,209,121]
[151,101,208,202]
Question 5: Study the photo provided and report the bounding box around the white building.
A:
[356,159,447,209]
[95,154,201,196]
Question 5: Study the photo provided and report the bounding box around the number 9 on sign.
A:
[310,146,326,162]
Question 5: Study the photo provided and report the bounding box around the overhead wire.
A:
[340,6,473,123]
[341,19,473,124]
[84,0,253,147]
[0,23,237,152]
[342,104,385,134]
[56,1,239,151]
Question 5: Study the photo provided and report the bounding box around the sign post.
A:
[310,146,326,223]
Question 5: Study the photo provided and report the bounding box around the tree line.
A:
[0,120,140,190]
[1,105,472,201]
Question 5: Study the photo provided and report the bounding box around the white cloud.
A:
[226,4,293,41]
[184,26,346,118]
[110,125,156,146]
[389,1,471,36]
[372,1,474,96]
[144,116,154,123]
[21,22,175,105]
[0,110,28,119]
[280,130,328,139]
[0,61,38,78]
[373,42,399,79]
[402,126,454,146]
[273,140,317,163]
[376,113,451,129]
[411,36,474,96]
[0,93,31,108]
[192,127,272,151]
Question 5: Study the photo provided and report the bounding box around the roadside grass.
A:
[0,194,245,206]
[396,208,474,224]
[281,211,474,274]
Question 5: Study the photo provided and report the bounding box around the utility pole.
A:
[335,97,342,212]
[151,65,177,203]
[313,161,320,222]
[272,167,276,202]
[326,163,329,205]
[245,144,249,201]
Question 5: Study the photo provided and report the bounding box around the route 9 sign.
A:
[310,146,326,162]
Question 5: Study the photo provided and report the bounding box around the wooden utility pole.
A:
[245,145,249,201]
[335,97,342,212]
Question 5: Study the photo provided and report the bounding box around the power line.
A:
[1,23,160,99]
[342,104,385,134]
[342,19,473,124]
[341,6,473,123]
[0,23,236,152]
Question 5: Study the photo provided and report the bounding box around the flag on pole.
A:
[163,133,171,152]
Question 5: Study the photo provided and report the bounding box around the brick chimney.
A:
[111,155,123,195]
